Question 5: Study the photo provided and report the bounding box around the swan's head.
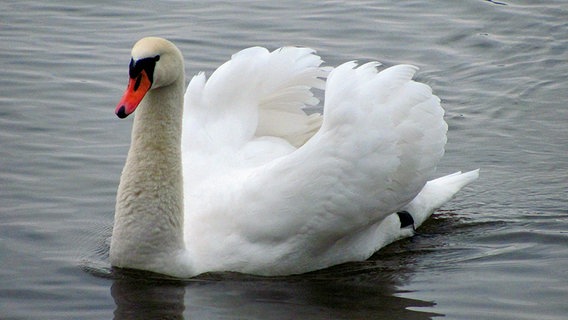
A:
[115,37,184,118]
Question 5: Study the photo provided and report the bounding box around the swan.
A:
[110,37,478,278]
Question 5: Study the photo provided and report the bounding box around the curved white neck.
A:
[110,77,186,270]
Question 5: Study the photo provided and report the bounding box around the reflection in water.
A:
[90,214,447,319]
[110,257,442,320]
[111,273,186,320]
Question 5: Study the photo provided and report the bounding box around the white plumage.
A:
[110,37,478,278]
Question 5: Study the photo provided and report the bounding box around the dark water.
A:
[1,0,567,319]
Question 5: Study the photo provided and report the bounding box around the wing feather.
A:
[182,53,447,274]
[235,61,447,257]
[183,46,328,153]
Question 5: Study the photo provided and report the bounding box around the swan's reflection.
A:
[110,246,443,320]
[111,272,186,320]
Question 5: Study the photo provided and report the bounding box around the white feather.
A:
[111,37,478,277]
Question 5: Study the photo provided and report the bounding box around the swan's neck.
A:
[110,77,187,271]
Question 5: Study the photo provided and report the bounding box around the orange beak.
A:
[115,70,152,119]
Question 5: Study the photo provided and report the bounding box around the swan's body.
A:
[110,37,478,278]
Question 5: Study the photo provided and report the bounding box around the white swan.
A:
[110,37,478,278]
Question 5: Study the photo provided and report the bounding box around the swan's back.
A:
[180,47,451,275]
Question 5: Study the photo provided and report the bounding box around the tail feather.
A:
[403,169,480,227]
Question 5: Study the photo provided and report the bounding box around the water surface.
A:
[1,0,567,319]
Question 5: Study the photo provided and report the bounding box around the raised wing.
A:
[181,51,447,274]
[234,61,448,258]
[182,46,328,155]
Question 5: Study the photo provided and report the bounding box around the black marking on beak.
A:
[133,75,142,92]
[129,55,160,83]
